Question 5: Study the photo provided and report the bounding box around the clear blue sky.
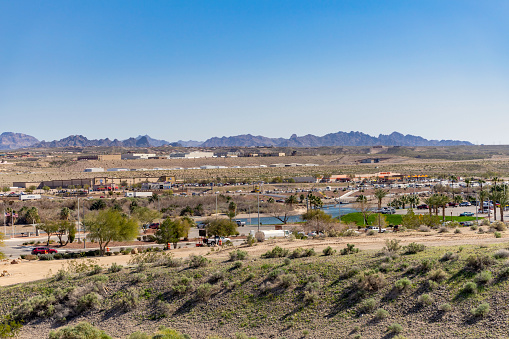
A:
[1,0,508,144]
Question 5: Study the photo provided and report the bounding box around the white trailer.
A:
[249,229,290,238]
[125,192,153,198]
[20,194,42,201]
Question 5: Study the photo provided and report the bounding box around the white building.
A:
[84,168,104,172]
[107,168,129,172]
[121,153,157,160]
[169,151,214,159]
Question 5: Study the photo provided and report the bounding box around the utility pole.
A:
[77,197,81,241]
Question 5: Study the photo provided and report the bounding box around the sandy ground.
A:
[1,228,507,287]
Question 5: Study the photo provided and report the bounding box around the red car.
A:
[417,204,429,210]
[31,247,58,255]
[149,223,160,229]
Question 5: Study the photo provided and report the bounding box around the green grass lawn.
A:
[340,212,479,226]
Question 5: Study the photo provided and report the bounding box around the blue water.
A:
[237,204,357,225]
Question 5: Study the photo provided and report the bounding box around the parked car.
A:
[460,212,474,217]
[366,226,387,233]
[381,207,395,214]
[235,220,246,227]
[417,204,429,210]
[32,247,58,255]
[148,223,160,229]
[459,202,471,207]
[447,202,459,207]
[460,221,474,226]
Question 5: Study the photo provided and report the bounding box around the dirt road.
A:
[1,228,507,287]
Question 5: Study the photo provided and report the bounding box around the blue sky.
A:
[1,0,508,144]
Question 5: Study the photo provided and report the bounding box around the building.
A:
[292,176,319,183]
[214,151,240,158]
[169,151,215,159]
[359,158,380,164]
[107,168,129,172]
[84,168,105,172]
[121,153,157,160]
[78,154,121,161]
[141,182,173,190]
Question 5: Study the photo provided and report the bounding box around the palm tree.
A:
[464,178,472,194]
[285,195,298,206]
[424,196,435,216]
[60,207,71,221]
[490,186,504,221]
[479,189,489,215]
[437,195,449,221]
[498,186,509,222]
[374,189,388,230]
[408,195,420,208]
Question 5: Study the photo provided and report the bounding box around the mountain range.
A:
[0,131,472,150]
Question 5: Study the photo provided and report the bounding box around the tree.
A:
[354,195,373,226]
[479,189,489,215]
[25,185,37,194]
[301,209,335,233]
[37,220,60,246]
[24,207,40,224]
[60,207,71,221]
[90,199,107,210]
[55,220,75,246]
[0,232,5,259]
[83,209,138,255]
[132,207,161,226]
[42,186,51,193]
[308,193,323,209]
[407,195,420,208]
[374,189,388,230]
[149,193,160,204]
[268,203,293,224]
[401,209,420,229]
[497,187,509,222]
[228,201,237,222]
[285,195,298,206]
[205,219,238,237]
[436,195,450,221]
[155,217,192,249]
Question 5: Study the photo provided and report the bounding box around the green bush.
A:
[196,283,215,301]
[0,315,22,338]
[229,249,248,261]
[38,253,54,260]
[189,255,209,268]
[48,322,112,339]
[77,292,101,313]
[262,246,289,258]
[417,294,433,305]
[404,242,426,254]
[360,298,377,313]
[465,255,495,271]
[475,270,492,285]
[440,252,458,262]
[395,278,412,291]
[387,323,403,334]
[322,246,336,256]
[383,239,401,253]
[108,263,123,273]
[290,247,316,258]
[375,308,389,320]
[471,303,490,317]
[495,232,502,238]
[357,271,385,291]
[279,274,297,288]
[340,243,359,255]
[493,249,509,259]
[438,303,452,312]
[461,281,477,295]
[429,269,447,282]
